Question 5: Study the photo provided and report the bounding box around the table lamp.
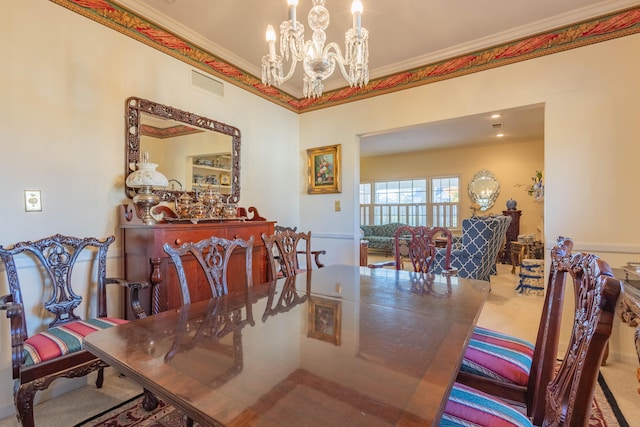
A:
[126,155,168,225]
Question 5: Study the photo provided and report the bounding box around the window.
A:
[360,176,459,228]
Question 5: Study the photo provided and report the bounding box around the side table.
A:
[616,267,640,393]
[510,240,544,274]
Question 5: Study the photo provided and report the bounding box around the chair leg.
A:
[142,388,159,411]
[14,382,36,427]
[95,366,104,388]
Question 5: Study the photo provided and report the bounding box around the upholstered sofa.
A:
[432,215,512,282]
[360,222,407,255]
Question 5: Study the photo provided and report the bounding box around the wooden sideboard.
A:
[120,220,275,319]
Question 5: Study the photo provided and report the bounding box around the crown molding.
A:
[50,1,640,113]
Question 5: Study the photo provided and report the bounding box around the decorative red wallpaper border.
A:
[50,1,640,113]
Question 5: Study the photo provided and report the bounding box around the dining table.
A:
[83,264,490,426]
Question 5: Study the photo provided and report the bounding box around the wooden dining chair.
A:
[442,249,621,426]
[369,225,455,274]
[164,292,255,370]
[262,229,324,280]
[274,225,326,269]
[261,273,310,322]
[159,235,253,427]
[0,234,146,427]
[163,235,254,306]
[455,236,573,424]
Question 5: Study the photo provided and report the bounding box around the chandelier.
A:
[261,0,369,98]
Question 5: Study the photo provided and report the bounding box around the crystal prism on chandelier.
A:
[261,0,369,98]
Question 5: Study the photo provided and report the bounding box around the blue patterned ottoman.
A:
[515,258,544,296]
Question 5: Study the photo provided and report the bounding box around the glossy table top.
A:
[84,265,490,426]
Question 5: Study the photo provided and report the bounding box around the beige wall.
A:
[299,34,640,364]
[0,1,301,415]
[361,138,544,236]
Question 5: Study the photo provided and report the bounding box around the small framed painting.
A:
[308,297,341,345]
[307,144,341,194]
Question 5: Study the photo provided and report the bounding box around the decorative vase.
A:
[533,183,544,201]
[506,198,517,210]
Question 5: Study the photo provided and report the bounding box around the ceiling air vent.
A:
[492,123,502,128]
[191,70,224,97]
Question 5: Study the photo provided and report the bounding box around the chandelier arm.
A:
[280,55,301,83]
[323,45,350,81]
[324,44,360,85]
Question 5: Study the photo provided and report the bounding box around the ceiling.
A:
[117,0,636,97]
[109,0,634,155]
[359,103,545,157]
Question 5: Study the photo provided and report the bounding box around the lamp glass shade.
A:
[126,162,168,188]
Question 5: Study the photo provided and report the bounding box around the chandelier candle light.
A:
[262,0,369,98]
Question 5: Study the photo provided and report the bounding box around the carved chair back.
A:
[0,234,138,427]
[273,225,326,272]
[262,273,311,322]
[393,225,454,273]
[262,229,312,280]
[163,235,254,306]
[164,291,255,366]
[525,236,573,422]
[543,251,621,426]
[1,235,113,332]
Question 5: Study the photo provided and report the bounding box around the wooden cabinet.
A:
[121,220,275,319]
[501,210,521,264]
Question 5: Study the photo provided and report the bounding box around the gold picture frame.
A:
[307,297,341,345]
[307,144,341,194]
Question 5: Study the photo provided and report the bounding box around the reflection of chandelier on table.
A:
[261,0,369,98]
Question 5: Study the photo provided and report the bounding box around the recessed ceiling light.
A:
[491,114,501,119]
[496,133,505,137]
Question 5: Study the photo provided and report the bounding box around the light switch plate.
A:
[25,190,42,212]
[334,200,341,211]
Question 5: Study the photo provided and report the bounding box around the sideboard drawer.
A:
[226,223,268,245]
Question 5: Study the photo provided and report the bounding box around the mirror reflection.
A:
[125,97,241,203]
[468,169,500,211]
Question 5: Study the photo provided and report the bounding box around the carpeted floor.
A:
[73,372,627,427]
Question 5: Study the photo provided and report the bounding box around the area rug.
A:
[75,373,629,427]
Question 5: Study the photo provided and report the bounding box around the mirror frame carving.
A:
[468,169,500,211]
[125,96,241,203]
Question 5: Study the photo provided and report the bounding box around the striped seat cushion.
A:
[23,317,127,366]
[441,382,533,427]
[460,326,535,386]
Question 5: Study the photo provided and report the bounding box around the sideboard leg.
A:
[150,258,164,314]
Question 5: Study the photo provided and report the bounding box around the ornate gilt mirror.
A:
[125,97,241,203]
[468,169,500,211]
